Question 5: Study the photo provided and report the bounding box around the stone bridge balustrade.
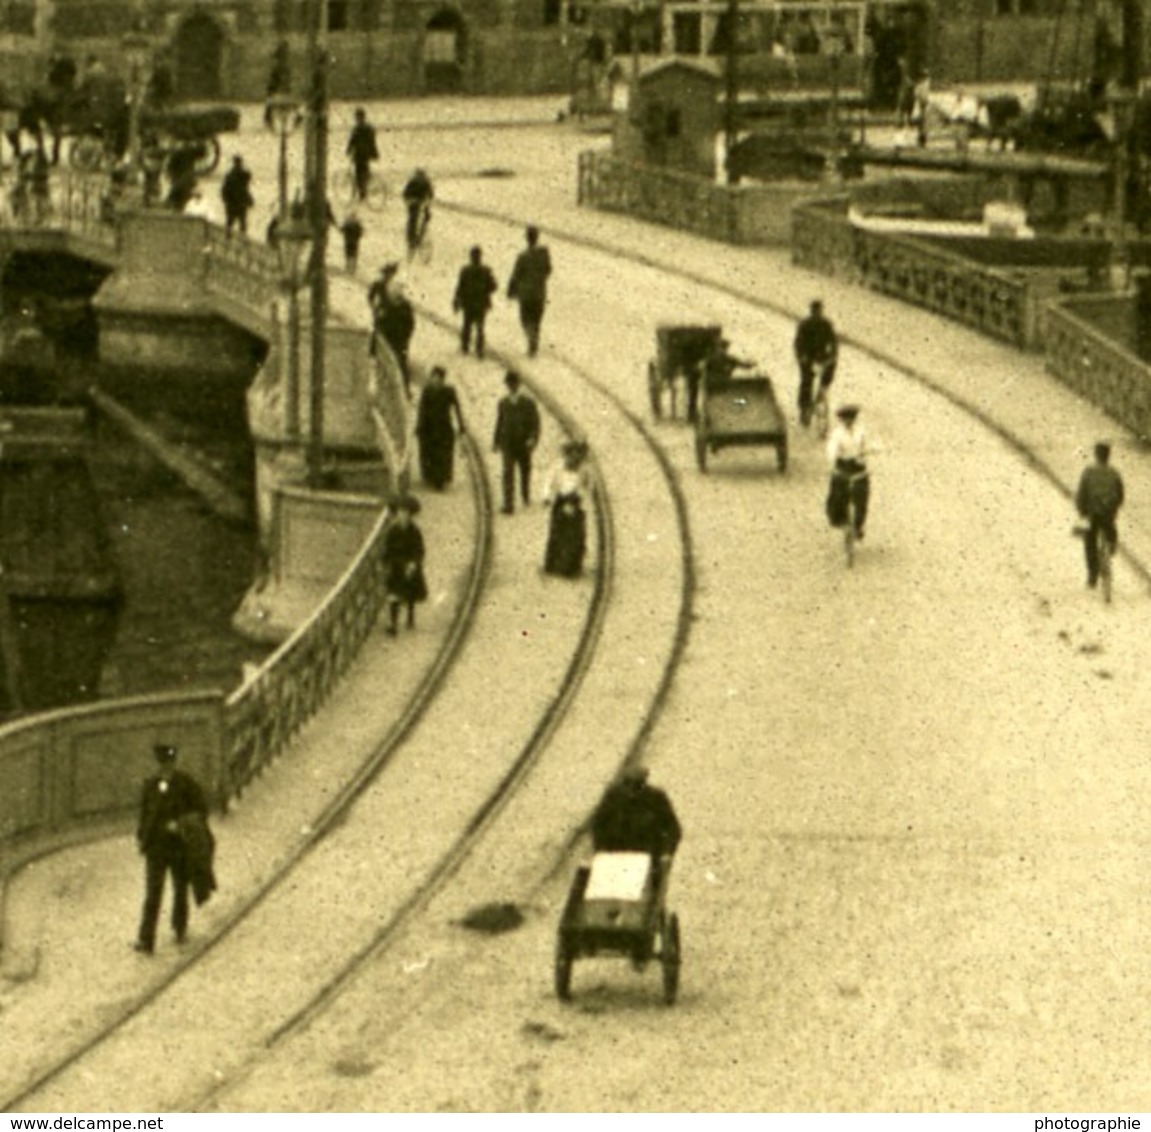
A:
[578,149,811,247]
[1045,299,1151,444]
[793,197,1038,348]
[0,185,413,921]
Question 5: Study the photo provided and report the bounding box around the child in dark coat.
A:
[382,495,427,635]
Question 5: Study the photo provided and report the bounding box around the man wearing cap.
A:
[135,744,209,955]
[1076,441,1125,589]
[493,370,541,514]
[591,765,682,860]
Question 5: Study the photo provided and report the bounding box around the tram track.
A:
[438,194,1151,589]
[6,311,694,1112]
[191,317,699,1110]
[0,434,494,1112]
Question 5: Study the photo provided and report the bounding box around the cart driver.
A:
[591,765,682,863]
[692,336,754,424]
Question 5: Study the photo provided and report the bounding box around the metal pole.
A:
[724,0,738,185]
[278,127,289,219]
[286,283,300,440]
[305,0,329,488]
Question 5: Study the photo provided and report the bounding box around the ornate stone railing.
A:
[793,197,1037,348]
[202,223,282,325]
[222,499,390,798]
[0,182,408,887]
[1045,298,1151,443]
[579,150,737,244]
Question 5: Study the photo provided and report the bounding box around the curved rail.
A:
[192,331,698,1110]
[1,435,494,1112]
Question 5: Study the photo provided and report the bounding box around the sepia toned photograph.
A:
[0,0,1148,1113]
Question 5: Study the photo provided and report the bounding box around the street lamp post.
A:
[275,215,311,443]
[265,93,302,221]
[303,0,330,489]
[121,31,152,179]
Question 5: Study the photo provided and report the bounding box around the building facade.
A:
[0,0,1140,103]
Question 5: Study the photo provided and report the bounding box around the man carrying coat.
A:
[492,370,541,515]
[135,743,213,955]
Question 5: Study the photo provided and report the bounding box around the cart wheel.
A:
[661,913,681,1005]
[554,936,573,1002]
[69,136,104,172]
[777,438,788,473]
[648,361,662,421]
[194,137,222,176]
[695,427,708,473]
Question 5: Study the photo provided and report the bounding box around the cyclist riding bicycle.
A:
[402,167,434,254]
[826,403,869,542]
[1075,440,1124,590]
[794,299,838,428]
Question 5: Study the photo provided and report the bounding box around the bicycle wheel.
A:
[1099,531,1113,604]
[414,229,433,265]
[844,496,856,568]
[813,391,829,440]
[363,172,388,212]
[329,167,356,209]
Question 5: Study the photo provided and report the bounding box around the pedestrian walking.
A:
[369,263,415,398]
[134,743,215,955]
[1075,440,1125,590]
[507,225,552,357]
[382,494,427,635]
[453,245,498,358]
[416,365,466,491]
[543,439,593,577]
[340,210,364,273]
[221,154,254,235]
[346,107,379,202]
[493,369,541,514]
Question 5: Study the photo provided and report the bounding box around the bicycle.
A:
[1076,520,1115,603]
[406,200,433,265]
[810,370,828,442]
[330,164,388,212]
[831,463,869,568]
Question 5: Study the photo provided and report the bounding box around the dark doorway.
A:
[174,13,225,100]
[424,9,466,93]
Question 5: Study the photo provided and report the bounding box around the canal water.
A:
[0,257,270,713]
[86,363,271,702]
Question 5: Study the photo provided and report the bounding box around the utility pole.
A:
[723,0,738,185]
[305,0,329,488]
[1111,0,1143,289]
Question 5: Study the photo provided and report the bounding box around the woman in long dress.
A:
[543,440,593,578]
[415,365,465,490]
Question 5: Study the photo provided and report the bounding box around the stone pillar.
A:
[1134,271,1151,362]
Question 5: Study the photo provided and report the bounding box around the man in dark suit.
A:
[492,370,541,515]
[134,743,209,955]
[453,245,498,358]
[507,225,552,357]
